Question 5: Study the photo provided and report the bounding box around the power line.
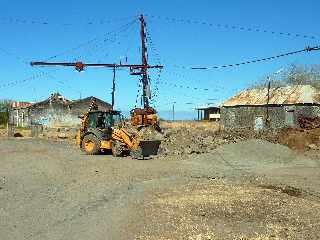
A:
[0,18,142,93]
[0,15,137,27]
[43,19,138,61]
[0,45,58,91]
[71,19,137,63]
[165,67,229,91]
[158,78,218,92]
[173,46,320,70]
[0,47,30,65]
[145,24,162,106]
[0,71,51,89]
[146,14,318,40]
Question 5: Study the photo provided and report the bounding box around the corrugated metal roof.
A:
[222,85,320,107]
[196,103,220,109]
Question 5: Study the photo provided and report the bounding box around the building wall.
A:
[9,108,30,127]
[221,105,320,130]
[29,105,80,127]
[10,99,112,128]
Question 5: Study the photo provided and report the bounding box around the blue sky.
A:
[0,0,319,119]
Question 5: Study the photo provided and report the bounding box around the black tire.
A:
[81,134,101,155]
[111,141,123,157]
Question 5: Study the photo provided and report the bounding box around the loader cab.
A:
[87,110,122,129]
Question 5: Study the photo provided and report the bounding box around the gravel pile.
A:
[158,128,244,156]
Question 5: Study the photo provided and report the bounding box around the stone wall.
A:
[221,104,320,131]
[9,97,112,128]
[9,108,30,127]
[10,105,81,128]
[29,106,81,127]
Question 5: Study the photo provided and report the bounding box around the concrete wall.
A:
[9,108,30,127]
[29,107,81,127]
[9,98,112,128]
[221,104,320,131]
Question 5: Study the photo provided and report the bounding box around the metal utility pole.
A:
[266,80,271,127]
[31,14,163,121]
[30,14,162,111]
[265,69,282,127]
[139,14,150,109]
[172,102,175,121]
[112,65,116,109]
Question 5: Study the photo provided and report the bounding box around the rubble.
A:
[157,123,320,156]
[298,116,320,129]
[158,128,244,156]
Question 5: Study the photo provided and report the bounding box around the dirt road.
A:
[0,138,319,239]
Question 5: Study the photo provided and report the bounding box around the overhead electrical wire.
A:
[74,19,137,62]
[145,14,318,40]
[0,42,59,91]
[145,24,162,106]
[0,15,138,27]
[159,79,213,91]
[0,71,51,89]
[0,19,139,90]
[173,46,320,70]
[2,14,319,97]
[164,67,227,92]
[44,19,138,61]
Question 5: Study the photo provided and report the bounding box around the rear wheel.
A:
[111,141,123,157]
[82,134,101,155]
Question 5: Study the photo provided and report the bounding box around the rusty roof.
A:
[11,101,33,109]
[222,85,320,107]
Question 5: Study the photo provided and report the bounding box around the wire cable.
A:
[43,19,138,61]
[0,15,138,27]
[0,71,51,89]
[146,14,318,40]
[173,46,320,70]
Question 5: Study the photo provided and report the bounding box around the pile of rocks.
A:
[158,128,244,156]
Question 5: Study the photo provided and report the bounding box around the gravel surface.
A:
[0,137,319,240]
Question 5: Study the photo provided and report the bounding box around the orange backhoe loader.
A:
[76,102,160,158]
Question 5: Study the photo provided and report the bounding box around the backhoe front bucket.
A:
[139,140,161,157]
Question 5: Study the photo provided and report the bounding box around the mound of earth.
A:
[159,128,245,156]
[215,139,297,166]
[277,127,320,151]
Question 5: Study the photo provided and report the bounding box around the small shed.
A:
[196,106,220,121]
[221,85,320,131]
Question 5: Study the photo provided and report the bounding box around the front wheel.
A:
[82,134,101,155]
